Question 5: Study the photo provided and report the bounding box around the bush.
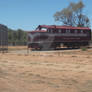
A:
[81,47,87,51]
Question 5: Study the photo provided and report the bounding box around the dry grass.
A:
[8,46,27,51]
[0,47,92,92]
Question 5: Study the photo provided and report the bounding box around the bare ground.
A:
[0,47,92,92]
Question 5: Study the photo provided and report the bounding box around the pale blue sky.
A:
[0,0,91,30]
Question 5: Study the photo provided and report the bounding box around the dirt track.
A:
[0,48,92,92]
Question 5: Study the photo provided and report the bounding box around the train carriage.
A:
[28,25,91,50]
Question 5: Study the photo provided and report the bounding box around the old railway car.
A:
[28,25,91,50]
[0,24,8,52]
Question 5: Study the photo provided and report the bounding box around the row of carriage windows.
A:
[47,29,87,34]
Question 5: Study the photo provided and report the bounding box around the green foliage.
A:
[8,28,27,43]
[81,47,87,51]
[54,1,90,27]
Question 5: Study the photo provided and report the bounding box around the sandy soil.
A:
[0,47,92,92]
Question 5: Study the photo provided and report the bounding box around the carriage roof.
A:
[38,25,90,30]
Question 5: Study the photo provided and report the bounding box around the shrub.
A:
[81,47,87,51]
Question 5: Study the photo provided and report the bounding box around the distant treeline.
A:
[8,28,27,46]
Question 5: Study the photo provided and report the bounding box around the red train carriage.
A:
[28,25,91,50]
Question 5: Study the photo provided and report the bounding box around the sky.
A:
[0,0,92,30]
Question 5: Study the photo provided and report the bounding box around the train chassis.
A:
[28,41,89,50]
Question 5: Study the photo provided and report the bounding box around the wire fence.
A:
[0,24,8,53]
[8,41,27,46]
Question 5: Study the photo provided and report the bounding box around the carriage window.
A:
[81,30,83,33]
[49,29,54,33]
[62,29,65,33]
[75,30,77,33]
[66,30,68,33]
[71,29,74,33]
[77,30,80,33]
[58,29,61,33]
[54,30,57,33]
[47,29,50,33]
[52,29,54,33]
[47,29,52,33]
[83,30,86,33]
[41,28,47,31]
[66,30,70,33]
[68,30,70,33]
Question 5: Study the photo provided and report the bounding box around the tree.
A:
[8,29,14,42]
[54,1,90,27]
[17,29,24,41]
[8,28,27,43]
